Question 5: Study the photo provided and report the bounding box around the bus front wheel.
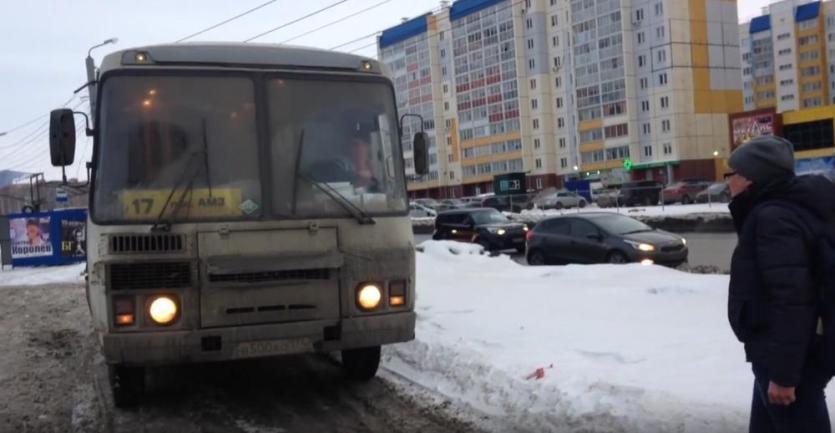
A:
[108,364,145,408]
[342,346,381,381]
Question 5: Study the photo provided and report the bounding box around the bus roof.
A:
[99,43,383,75]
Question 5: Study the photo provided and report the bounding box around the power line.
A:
[176,0,280,42]
[0,94,77,137]
[6,117,87,172]
[0,100,87,168]
[349,40,378,54]
[244,0,350,43]
[280,0,393,44]
[330,30,381,50]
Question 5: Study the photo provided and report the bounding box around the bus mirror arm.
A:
[399,113,429,176]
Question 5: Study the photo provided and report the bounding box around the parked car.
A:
[413,198,439,210]
[436,198,467,211]
[525,213,688,267]
[618,180,663,207]
[593,188,620,208]
[661,179,710,204]
[433,208,528,252]
[409,202,437,218]
[695,182,731,203]
[533,190,588,210]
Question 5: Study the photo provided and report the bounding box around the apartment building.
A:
[736,1,835,173]
[379,0,742,198]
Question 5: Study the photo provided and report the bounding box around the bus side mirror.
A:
[49,109,76,167]
[413,132,429,175]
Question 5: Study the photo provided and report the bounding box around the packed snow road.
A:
[0,281,482,433]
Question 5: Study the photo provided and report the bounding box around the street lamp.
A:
[86,38,118,117]
[713,150,719,157]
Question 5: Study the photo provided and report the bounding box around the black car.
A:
[525,213,688,267]
[433,208,528,252]
[619,180,663,207]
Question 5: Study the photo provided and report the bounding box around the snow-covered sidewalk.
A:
[513,202,730,223]
[384,241,833,432]
[0,263,85,287]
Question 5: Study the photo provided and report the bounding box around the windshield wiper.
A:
[150,152,202,232]
[292,128,375,225]
[297,172,376,225]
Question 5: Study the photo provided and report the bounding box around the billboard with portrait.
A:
[60,219,86,258]
[9,216,53,259]
[730,109,782,151]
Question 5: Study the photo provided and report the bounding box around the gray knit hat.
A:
[728,135,795,185]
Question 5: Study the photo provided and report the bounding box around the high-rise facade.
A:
[740,0,835,113]
[379,0,743,198]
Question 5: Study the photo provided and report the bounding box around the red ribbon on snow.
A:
[525,364,554,380]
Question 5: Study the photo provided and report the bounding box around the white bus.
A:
[48,43,428,407]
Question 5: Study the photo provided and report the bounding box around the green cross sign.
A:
[623,159,633,171]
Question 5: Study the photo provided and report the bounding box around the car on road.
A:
[413,198,439,210]
[593,188,620,208]
[525,213,688,267]
[433,208,528,253]
[695,182,731,204]
[436,198,466,211]
[661,179,710,204]
[409,202,437,218]
[618,180,663,207]
[533,190,588,210]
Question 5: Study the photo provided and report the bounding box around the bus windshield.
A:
[94,74,407,223]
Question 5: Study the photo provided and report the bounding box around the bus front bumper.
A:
[101,312,416,366]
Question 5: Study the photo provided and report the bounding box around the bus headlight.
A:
[357,284,382,311]
[148,296,178,325]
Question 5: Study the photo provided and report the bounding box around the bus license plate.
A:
[235,338,313,359]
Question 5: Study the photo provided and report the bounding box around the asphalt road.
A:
[414,232,738,271]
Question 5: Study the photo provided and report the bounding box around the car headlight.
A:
[148,295,178,325]
[681,238,687,246]
[496,228,507,236]
[357,284,382,311]
[625,240,655,252]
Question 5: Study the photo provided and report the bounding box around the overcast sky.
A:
[0,0,773,180]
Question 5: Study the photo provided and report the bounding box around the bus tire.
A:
[109,364,145,408]
[342,346,381,381]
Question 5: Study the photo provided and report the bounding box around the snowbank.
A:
[384,241,832,432]
[515,203,730,223]
[0,263,85,287]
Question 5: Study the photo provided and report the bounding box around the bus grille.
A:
[110,234,185,254]
[109,262,192,290]
[209,269,331,284]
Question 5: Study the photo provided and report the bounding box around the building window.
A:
[660,96,669,109]
[529,59,536,70]
[638,32,645,44]
[656,26,665,39]
[799,19,818,31]
[662,119,671,132]
[559,137,566,148]
[531,79,537,90]
[445,102,450,111]
[551,15,558,27]
[778,48,792,56]
[641,100,650,111]
[535,158,542,169]
[658,73,668,85]
[534,138,541,149]
[560,158,568,169]
[555,76,562,88]
[801,66,821,77]
[636,9,644,21]
[526,18,533,29]
[781,94,795,101]
[799,51,820,62]
[655,2,663,15]
[639,55,646,67]
[657,49,666,63]
[556,97,563,108]
[558,117,565,128]
[803,97,823,108]
[780,79,794,86]
[777,33,791,40]
[800,35,819,45]
[604,123,629,138]
[533,118,540,129]
[779,63,793,71]
[527,39,534,49]
[640,78,648,89]
[553,36,559,47]
[642,123,651,135]
[531,98,539,109]
[644,145,653,157]
[663,143,672,155]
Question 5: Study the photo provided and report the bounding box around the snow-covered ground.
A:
[0,263,85,287]
[385,240,834,433]
[514,203,730,223]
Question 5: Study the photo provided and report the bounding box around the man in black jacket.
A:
[727,135,835,433]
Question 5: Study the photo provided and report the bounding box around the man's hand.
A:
[768,381,796,405]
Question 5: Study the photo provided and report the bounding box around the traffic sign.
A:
[56,188,68,204]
